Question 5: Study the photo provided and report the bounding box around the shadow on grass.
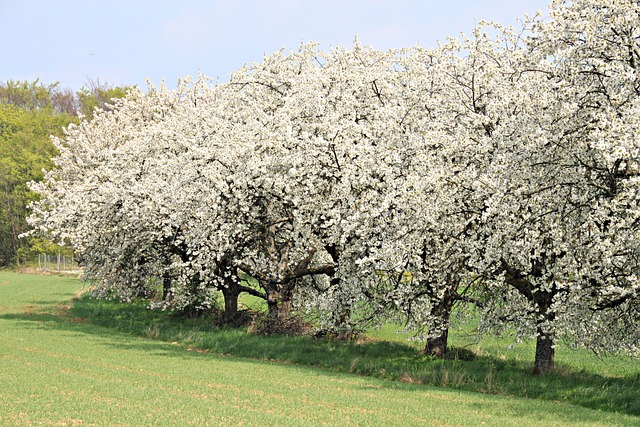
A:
[2,295,640,418]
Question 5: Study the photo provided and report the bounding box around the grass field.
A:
[0,271,638,426]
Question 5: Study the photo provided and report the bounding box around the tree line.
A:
[27,0,640,375]
[0,79,130,266]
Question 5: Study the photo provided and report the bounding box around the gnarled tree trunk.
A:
[533,328,555,375]
[266,285,293,321]
[423,279,459,358]
[501,258,558,375]
[221,282,241,322]
[425,326,450,358]
[162,273,172,301]
[424,298,454,358]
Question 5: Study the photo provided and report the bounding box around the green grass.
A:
[368,322,640,413]
[70,295,640,417]
[0,271,639,426]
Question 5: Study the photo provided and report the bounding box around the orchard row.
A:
[28,0,640,374]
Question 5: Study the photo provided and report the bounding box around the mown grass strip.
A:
[64,278,640,417]
[0,271,638,426]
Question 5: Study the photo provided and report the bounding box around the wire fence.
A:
[36,253,82,274]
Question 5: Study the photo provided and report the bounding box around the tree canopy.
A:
[27,0,640,375]
[0,79,131,266]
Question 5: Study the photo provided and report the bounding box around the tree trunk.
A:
[221,283,240,322]
[267,291,291,321]
[424,307,452,358]
[423,289,455,358]
[334,305,353,340]
[162,274,172,301]
[425,327,449,358]
[533,329,555,375]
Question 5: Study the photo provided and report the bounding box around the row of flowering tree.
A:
[27,0,640,374]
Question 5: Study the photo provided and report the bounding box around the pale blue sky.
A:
[1,0,551,90]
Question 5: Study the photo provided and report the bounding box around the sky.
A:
[1,0,551,91]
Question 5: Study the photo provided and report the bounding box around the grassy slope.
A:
[0,272,638,426]
[71,291,640,417]
[369,322,640,410]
